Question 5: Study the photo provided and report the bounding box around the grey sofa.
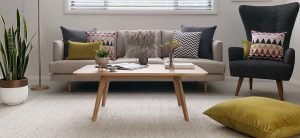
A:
[49,30,225,92]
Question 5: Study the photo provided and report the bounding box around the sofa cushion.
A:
[117,30,161,58]
[124,31,158,58]
[61,26,88,58]
[173,32,201,59]
[163,58,225,74]
[161,30,177,58]
[67,41,101,60]
[114,58,164,64]
[181,25,217,59]
[50,60,113,74]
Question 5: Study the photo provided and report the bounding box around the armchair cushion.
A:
[249,31,285,60]
[230,59,292,80]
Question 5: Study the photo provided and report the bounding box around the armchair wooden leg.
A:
[68,81,71,93]
[235,77,244,96]
[276,80,284,101]
[249,78,253,90]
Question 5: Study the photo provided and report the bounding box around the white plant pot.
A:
[0,86,28,105]
[0,78,28,105]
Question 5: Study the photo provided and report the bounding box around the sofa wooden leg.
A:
[249,78,253,90]
[68,81,71,93]
[235,77,244,96]
[276,80,284,101]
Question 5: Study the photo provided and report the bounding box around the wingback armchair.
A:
[228,2,299,101]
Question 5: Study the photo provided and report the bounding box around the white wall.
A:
[1,0,288,80]
[287,0,300,84]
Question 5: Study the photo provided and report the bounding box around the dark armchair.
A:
[228,2,299,101]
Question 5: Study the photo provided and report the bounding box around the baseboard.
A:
[27,76,51,81]
[289,79,300,86]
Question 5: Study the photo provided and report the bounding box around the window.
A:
[65,0,217,14]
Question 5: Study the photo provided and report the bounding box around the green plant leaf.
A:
[0,62,6,79]
[23,16,27,40]
[0,10,34,80]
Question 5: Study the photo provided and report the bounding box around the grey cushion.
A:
[60,26,89,58]
[117,30,161,58]
[114,58,164,64]
[163,58,225,74]
[181,25,217,59]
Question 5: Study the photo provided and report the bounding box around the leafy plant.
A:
[96,48,109,58]
[161,40,181,53]
[0,9,34,80]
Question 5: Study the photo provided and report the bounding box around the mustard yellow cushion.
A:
[67,41,101,60]
[204,97,300,138]
[242,40,251,58]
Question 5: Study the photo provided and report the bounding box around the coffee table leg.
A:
[92,77,107,122]
[173,79,182,106]
[102,80,110,107]
[174,76,189,121]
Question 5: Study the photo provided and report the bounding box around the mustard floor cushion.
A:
[204,97,300,138]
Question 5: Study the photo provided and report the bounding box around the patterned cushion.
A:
[249,31,285,60]
[124,31,158,58]
[173,32,201,59]
[86,31,117,59]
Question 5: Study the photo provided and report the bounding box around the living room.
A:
[1,0,300,137]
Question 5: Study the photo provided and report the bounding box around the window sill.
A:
[64,9,218,15]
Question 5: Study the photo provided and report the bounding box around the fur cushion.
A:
[124,31,158,58]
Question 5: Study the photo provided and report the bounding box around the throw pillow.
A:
[124,31,158,58]
[61,26,97,58]
[67,41,101,60]
[242,40,251,59]
[249,30,285,60]
[86,31,117,59]
[204,97,300,138]
[181,25,217,59]
[173,32,201,59]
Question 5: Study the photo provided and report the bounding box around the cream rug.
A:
[0,91,249,138]
[1,80,300,138]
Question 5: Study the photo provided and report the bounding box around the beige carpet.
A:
[1,80,300,138]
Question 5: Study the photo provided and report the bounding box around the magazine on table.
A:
[107,63,147,70]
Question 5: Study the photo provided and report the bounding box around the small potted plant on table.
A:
[0,10,34,105]
[95,48,109,70]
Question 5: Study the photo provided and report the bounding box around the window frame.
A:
[64,0,218,15]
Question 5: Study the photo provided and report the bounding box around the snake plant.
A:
[0,9,34,80]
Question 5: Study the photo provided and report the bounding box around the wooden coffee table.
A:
[74,64,208,122]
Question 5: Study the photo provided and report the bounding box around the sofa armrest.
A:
[53,40,64,61]
[212,40,223,62]
[284,48,295,65]
[228,47,244,62]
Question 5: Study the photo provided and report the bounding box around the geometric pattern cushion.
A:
[173,32,201,59]
[86,31,117,59]
[86,31,117,46]
[249,31,285,60]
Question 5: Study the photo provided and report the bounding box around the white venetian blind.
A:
[69,0,213,10]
